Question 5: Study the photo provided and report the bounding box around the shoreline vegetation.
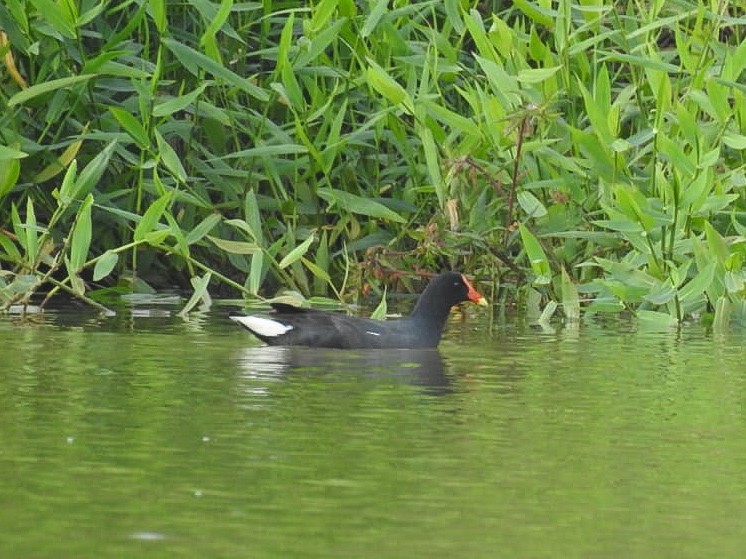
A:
[1,1,746,328]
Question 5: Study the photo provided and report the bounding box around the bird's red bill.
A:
[461,274,488,306]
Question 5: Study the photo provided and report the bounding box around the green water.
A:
[2,308,745,558]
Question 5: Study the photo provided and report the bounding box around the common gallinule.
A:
[230,271,487,349]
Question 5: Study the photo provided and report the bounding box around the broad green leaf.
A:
[614,185,655,232]
[93,250,119,281]
[8,75,96,107]
[185,214,222,245]
[569,126,616,181]
[279,235,315,269]
[724,270,745,294]
[85,60,150,80]
[698,147,720,169]
[153,83,210,117]
[280,55,304,110]
[594,258,658,289]
[424,102,481,137]
[680,172,711,209]
[301,256,331,283]
[560,267,580,321]
[148,0,166,32]
[704,221,729,263]
[444,0,464,34]
[697,194,739,214]
[163,211,189,258]
[207,236,260,254]
[517,66,562,84]
[221,144,308,159]
[465,12,499,61]
[134,193,171,242]
[69,194,94,272]
[419,127,443,207]
[0,233,22,262]
[321,97,348,173]
[77,0,105,26]
[670,260,692,289]
[28,0,77,38]
[317,188,406,223]
[248,252,263,295]
[370,287,387,320]
[722,132,746,150]
[155,129,187,182]
[578,79,613,145]
[705,80,730,124]
[512,0,553,27]
[163,37,269,102]
[366,58,413,114]
[278,13,303,109]
[0,159,20,200]
[517,191,548,218]
[243,191,263,243]
[11,203,26,256]
[642,281,676,305]
[25,197,38,264]
[35,136,83,183]
[722,35,746,81]
[591,219,643,233]
[595,64,612,115]
[361,0,388,37]
[200,0,233,51]
[109,107,149,148]
[143,229,171,246]
[0,145,28,160]
[296,18,347,68]
[74,141,117,200]
[519,223,551,285]
[310,0,339,33]
[657,132,696,178]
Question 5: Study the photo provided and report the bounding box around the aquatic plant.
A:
[1,1,745,327]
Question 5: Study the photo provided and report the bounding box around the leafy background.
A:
[1,0,746,327]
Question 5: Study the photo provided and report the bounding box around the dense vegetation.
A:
[1,0,746,327]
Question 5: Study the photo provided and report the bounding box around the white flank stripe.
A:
[231,315,293,337]
[366,331,381,336]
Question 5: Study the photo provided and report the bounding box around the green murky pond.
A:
[2,304,746,558]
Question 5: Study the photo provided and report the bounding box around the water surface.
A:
[1,307,745,558]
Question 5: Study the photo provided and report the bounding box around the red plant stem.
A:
[503,115,529,247]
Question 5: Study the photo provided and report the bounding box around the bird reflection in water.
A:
[234,346,452,396]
